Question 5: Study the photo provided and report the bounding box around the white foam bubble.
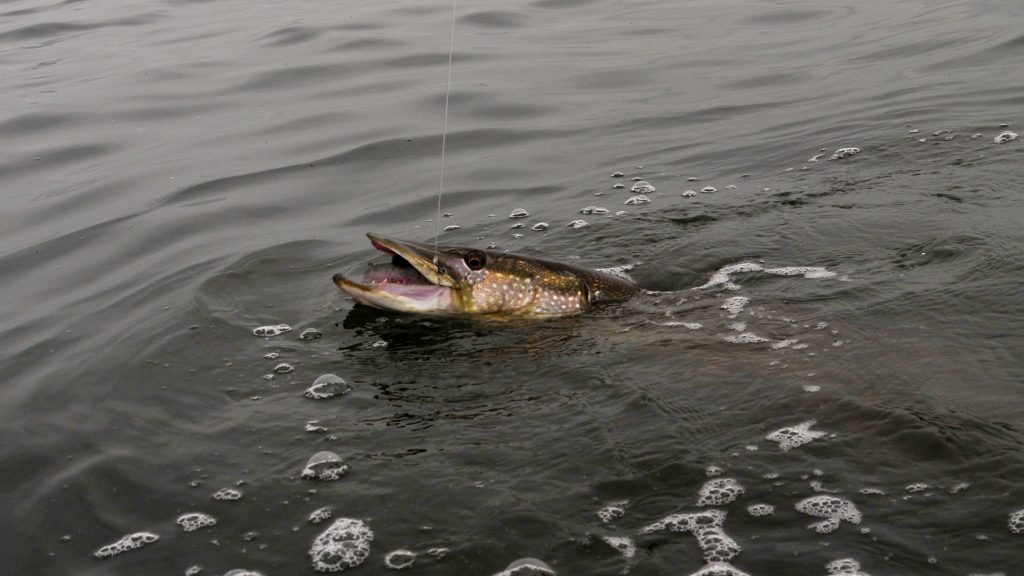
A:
[767,420,826,451]
[698,478,745,507]
[826,558,870,575]
[509,208,529,219]
[683,189,698,197]
[443,225,459,232]
[568,219,588,229]
[600,535,636,561]
[598,500,629,523]
[721,296,749,316]
[747,504,774,517]
[532,222,549,231]
[722,333,769,344]
[309,518,373,572]
[828,147,860,160]
[640,509,740,563]
[764,266,837,279]
[305,374,351,400]
[213,488,242,501]
[177,512,217,532]
[309,507,333,524]
[299,328,322,341]
[706,465,724,477]
[384,549,417,570]
[994,130,1018,144]
[630,180,655,193]
[253,324,291,337]
[579,206,609,215]
[492,558,556,576]
[94,531,159,559]
[687,562,752,576]
[624,195,650,205]
[905,482,931,493]
[1008,509,1024,534]
[274,362,294,374]
[223,570,264,576]
[186,566,201,576]
[693,262,764,290]
[701,186,717,193]
[795,496,862,533]
[302,451,350,482]
[771,339,799,349]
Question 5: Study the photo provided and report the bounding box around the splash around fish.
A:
[333,233,638,319]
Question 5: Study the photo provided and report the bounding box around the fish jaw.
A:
[333,273,455,314]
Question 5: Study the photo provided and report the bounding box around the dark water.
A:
[2,0,1023,574]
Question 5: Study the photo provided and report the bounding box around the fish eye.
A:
[464,251,487,271]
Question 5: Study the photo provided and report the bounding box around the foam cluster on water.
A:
[579,206,609,215]
[305,374,351,400]
[624,195,650,205]
[795,496,862,533]
[532,222,549,231]
[492,558,556,575]
[213,488,242,501]
[721,296,749,316]
[722,333,769,344]
[94,531,159,559]
[828,147,860,160]
[310,518,373,572]
[600,535,636,561]
[309,507,333,524]
[694,263,764,290]
[1009,509,1024,534]
[686,563,752,576]
[568,219,588,229]
[299,328,322,341]
[384,549,417,570]
[302,451,350,481]
[630,180,655,193]
[177,512,217,532]
[598,500,629,523]
[253,324,291,337]
[223,570,264,576]
[905,483,931,493]
[994,130,1017,144]
[697,478,745,507]
[826,558,870,575]
[510,208,529,219]
[767,420,827,451]
[746,503,774,517]
[595,264,635,282]
[640,509,740,562]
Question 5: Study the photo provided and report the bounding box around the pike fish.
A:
[333,233,638,319]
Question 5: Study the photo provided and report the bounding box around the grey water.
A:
[1,0,1023,574]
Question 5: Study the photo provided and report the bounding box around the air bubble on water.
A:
[631,176,642,181]
[302,451,350,481]
[186,566,201,576]
[949,482,970,494]
[274,363,294,374]
[510,223,525,229]
[569,219,588,229]
[803,385,821,392]
[747,504,774,517]
[93,531,159,559]
[827,147,860,160]
[306,421,328,433]
[177,512,217,532]
[808,153,825,162]
[727,321,746,332]
[826,558,870,575]
[688,176,699,181]
[443,225,459,232]
[213,488,242,501]
[579,206,609,215]
[372,340,388,348]
[811,481,840,494]
[509,208,530,219]
[384,549,417,570]
[722,333,769,344]
[683,322,703,330]
[994,131,1017,144]
[630,181,655,193]
[706,465,724,477]
[532,222,549,231]
[683,189,698,197]
[253,324,291,337]
[701,186,717,193]
[613,183,625,189]
[262,374,274,381]
[305,374,351,400]
[771,339,798,350]
[624,195,650,205]
[309,507,333,524]
[426,547,450,559]
[299,328,322,341]
[611,171,624,178]
[310,518,373,573]
[1007,509,1024,534]
[598,500,629,523]
[795,496,862,533]
[492,557,556,576]
[721,296,749,316]
[223,570,264,576]
[264,352,279,360]
[905,483,931,493]
[512,233,524,239]
[685,563,752,576]
[697,478,745,507]
[767,420,826,451]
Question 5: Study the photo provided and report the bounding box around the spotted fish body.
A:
[333,234,637,319]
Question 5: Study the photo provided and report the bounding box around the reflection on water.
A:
[2,0,1024,573]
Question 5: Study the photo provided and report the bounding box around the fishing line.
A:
[433,0,457,269]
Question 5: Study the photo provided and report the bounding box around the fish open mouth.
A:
[332,234,455,314]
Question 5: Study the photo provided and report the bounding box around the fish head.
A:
[333,233,637,318]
